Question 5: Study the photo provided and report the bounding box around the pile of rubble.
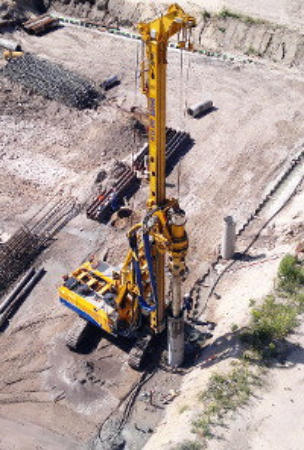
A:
[3,53,101,109]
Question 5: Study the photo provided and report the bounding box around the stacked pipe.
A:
[3,53,100,109]
[0,268,45,328]
[87,166,137,220]
[0,228,43,292]
[87,129,193,221]
[133,128,191,171]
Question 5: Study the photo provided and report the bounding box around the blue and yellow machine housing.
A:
[59,260,140,336]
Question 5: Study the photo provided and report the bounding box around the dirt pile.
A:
[0,1,48,21]
[0,1,24,21]
[51,0,156,26]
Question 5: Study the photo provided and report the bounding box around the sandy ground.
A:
[145,183,304,449]
[0,12,304,450]
[4,25,304,275]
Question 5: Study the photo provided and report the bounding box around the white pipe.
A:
[187,100,213,117]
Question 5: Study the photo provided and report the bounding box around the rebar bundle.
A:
[0,199,80,293]
[3,53,100,109]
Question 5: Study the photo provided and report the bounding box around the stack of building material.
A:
[0,199,79,294]
[3,53,100,109]
[23,15,59,35]
[87,128,193,222]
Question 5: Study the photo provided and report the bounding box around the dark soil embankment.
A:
[0,1,49,21]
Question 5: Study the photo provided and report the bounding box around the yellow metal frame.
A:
[59,4,195,338]
[138,4,195,208]
[138,4,195,331]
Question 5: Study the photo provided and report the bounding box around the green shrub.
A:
[251,295,298,340]
[175,440,202,450]
[231,323,238,332]
[293,293,304,313]
[218,8,241,20]
[201,10,211,20]
[241,295,298,355]
[245,46,261,57]
[193,364,261,438]
[278,254,304,292]
[218,8,265,25]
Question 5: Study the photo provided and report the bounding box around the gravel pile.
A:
[3,53,101,109]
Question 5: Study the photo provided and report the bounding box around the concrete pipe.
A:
[0,38,22,51]
[187,100,213,118]
[222,215,236,260]
[168,314,184,368]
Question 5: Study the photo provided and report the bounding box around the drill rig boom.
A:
[59,4,196,368]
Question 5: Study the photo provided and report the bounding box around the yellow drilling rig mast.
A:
[59,4,196,368]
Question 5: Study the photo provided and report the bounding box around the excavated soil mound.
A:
[0,1,49,21]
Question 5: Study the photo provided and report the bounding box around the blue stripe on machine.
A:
[59,297,101,329]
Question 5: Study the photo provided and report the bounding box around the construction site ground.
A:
[1,14,304,450]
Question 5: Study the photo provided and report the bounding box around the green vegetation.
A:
[218,8,241,20]
[245,46,262,57]
[241,295,298,357]
[201,10,211,20]
[249,298,256,307]
[278,254,304,293]
[231,323,238,332]
[241,254,304,357]
[193,364,261,438]
[175,440,202,450]
[218,26,226,33]
[293,292,304,312]
[218,8,265,25]
[191,253,304,444]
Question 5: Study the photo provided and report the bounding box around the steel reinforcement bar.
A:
[3,53,100,109]
[0,199,79,294]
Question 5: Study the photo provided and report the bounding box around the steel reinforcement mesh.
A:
[0,199,80,294]
[3,53,100,109]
